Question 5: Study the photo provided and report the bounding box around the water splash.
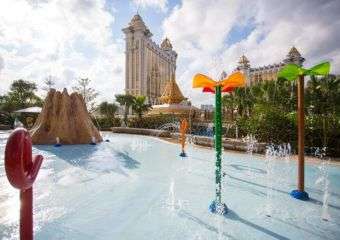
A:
[13,118,24,128]
[243,134,258,179]
[265,145,275,217]
[167,178,181,211]
[264,143,291,217]
[158,122,179,132]
[314,147,331,221]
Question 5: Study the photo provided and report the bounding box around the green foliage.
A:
[128,114,178,129]
[223,78,296,119]
[305,114,340,156]
[115,94,136,125]
[132,96,152,120]
[305,75,340,114]
[0,111,14,126]
[236,104,296,144]
[0,80,43,123]
[72,78,99,113]
[224,74,340,156]
[99,101,118,119]
[93,116,121,130]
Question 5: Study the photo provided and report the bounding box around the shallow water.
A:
[0,131,340,239]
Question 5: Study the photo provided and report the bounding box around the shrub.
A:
[305,114,340,156]
[92,117,121,130]
[236,104,296,144]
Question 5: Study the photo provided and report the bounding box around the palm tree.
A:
[99,101,118,119]
[132,96,152,121]
[232,87,253,117]
[222,93,235,121]
[115,94,135,126]
[306,75,340,115]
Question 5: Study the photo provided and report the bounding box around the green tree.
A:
[132,96,152,120]
[115,94,135,126]
[72,78,99,113]
[7,79,42,109]
[99,101,118,119]
[43,75,56,92]
[305,74,340,148]
[222,93,236,121]
[0,80,43,125]
[306,75,340,115]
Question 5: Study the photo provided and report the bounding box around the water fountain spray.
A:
[314,147,331,221]
[54,137,62,147]
[90,136,97,145]
[192,71,245,215]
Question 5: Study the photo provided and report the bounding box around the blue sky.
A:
[0,0,339,105]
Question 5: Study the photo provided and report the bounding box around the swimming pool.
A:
[1,131,340,239]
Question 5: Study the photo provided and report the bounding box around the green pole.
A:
[214,85,222,203]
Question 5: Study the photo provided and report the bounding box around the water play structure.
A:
[278,61,330,200]
[30,88,102,145]
[192,71,245,215]
[179,118,188,157]
[4,128,43,240]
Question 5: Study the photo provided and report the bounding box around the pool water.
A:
[1,131,340,239]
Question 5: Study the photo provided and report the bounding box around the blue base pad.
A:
[209,200,228,215]
[179,151,187,157]
[54,144,62,147]
[290,190,309,201]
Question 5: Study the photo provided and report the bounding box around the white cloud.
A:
[163,0,340,105]
[0,0,125,101]
[0,55,4,72]
[132,0,168,12]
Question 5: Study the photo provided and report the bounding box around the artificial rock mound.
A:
[31,88,102,145]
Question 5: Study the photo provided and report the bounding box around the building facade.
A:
[122,14,177,104]
[234,47,305,85]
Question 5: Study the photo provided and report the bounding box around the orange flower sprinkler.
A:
[193,71,245,215]
[179,118,188,157]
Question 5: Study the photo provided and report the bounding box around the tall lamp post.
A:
[278,62,330,200]
[193,72,245,214]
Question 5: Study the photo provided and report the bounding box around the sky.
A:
[0,0,340,105]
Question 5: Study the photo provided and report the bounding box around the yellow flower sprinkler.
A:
[193,71,245,215]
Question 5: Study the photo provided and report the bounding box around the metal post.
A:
[297,75,305,192]
[209,85,228,214]
[20,188,33,240]
[290,75,309,200]
[5,128,43,239]
[215,85,222,203]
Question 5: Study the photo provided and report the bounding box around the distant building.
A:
[148,74,200,115]
[122,14,177,104]
[200,104,214,112]
[234,47,305,85]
